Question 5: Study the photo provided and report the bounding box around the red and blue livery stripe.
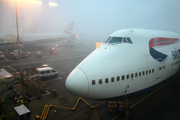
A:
[149,37,179,62]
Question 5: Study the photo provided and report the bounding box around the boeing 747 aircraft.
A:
[65,28,180,101]
[20,21,78,47]
[0,21,78,47]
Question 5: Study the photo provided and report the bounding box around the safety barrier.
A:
[1,109,8,120]
[1,103,21,120]
[38,97,106,120]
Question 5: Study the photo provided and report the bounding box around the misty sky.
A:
[42,0,180,41]
[1,0,180,43]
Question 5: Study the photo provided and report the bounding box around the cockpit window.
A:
[126,37,132,43]
[123,37,127,43]
[109,37,122,44]
[106,37,133,44]
[105,37,111,43]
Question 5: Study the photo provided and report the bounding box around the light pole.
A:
[15,0,25,105]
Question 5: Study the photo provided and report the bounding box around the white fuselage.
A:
[19,33,69,42]
[65,29,180,100]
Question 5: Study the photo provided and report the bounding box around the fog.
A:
[1,0,180,45]
[60,0,180,42]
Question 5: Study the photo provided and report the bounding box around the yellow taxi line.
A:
[111,83,166,120]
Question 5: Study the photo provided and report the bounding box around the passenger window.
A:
[123,37,127,43]
[105,78,108,83]
[143,71,145,75]
[126,37,133,43]
[52,70,56,73]
[152,69,154,73]
[139,72,141,76]
[99,79,102,84]
[131,74,133,78]
[92,80,95,85]
[146,70,148,74]
[40,71,45,74]
[111,77,114,82]
[126,74,129,79]
[117,76,120,81]
[135,73,137,77]
[149,70,151,74]
[46,70,50,74]
[122,75,125,80]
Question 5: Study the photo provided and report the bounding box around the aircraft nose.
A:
[65,68,88,97]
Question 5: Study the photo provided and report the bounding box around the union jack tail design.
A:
[64,21,75,35]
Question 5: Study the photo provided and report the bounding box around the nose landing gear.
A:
[108,100,131,117]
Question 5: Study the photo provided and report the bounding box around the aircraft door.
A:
[156,58,162,79]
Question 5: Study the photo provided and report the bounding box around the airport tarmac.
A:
[1,44,180,120]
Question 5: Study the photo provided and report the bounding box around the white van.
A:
[31,67,58,80]
[0,51,4,58]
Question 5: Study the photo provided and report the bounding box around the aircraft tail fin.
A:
[64,21,75,35]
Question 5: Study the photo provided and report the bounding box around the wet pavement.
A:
[0,45,180,120]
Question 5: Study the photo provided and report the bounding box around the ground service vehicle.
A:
[36,51,42,58]
[49,47,58,55]
[29,67,58,80]
[0,51,4,58]
[10,50,31,59]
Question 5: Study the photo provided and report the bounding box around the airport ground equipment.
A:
[25,52,31,57]
[35,97,106,120]
[1,100,29,120]
[36,51,42,58]
[25,76,50,99]
[29,67,58,81]
[0,51,4,58]
[9,65,56,100]
[49,47,58,55]
[108,100,131,116]
[12,66,51,100]
[108,101,116,112]
[14,104,31,120]
[10,50,31,59]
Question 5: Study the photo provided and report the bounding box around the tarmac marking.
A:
[44,55,86,62]
[26,51,89,59]
[14,78,60,87]
[0,55,87,67]
[3,57,9,61]
[5,61,43,67]
[30,90,51,100]
[130,84,166,108]
[1,51,88,63]
[7,65,16,72]
[39,97,106,120]
[90,109,101,120]
[110,83,166,120]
